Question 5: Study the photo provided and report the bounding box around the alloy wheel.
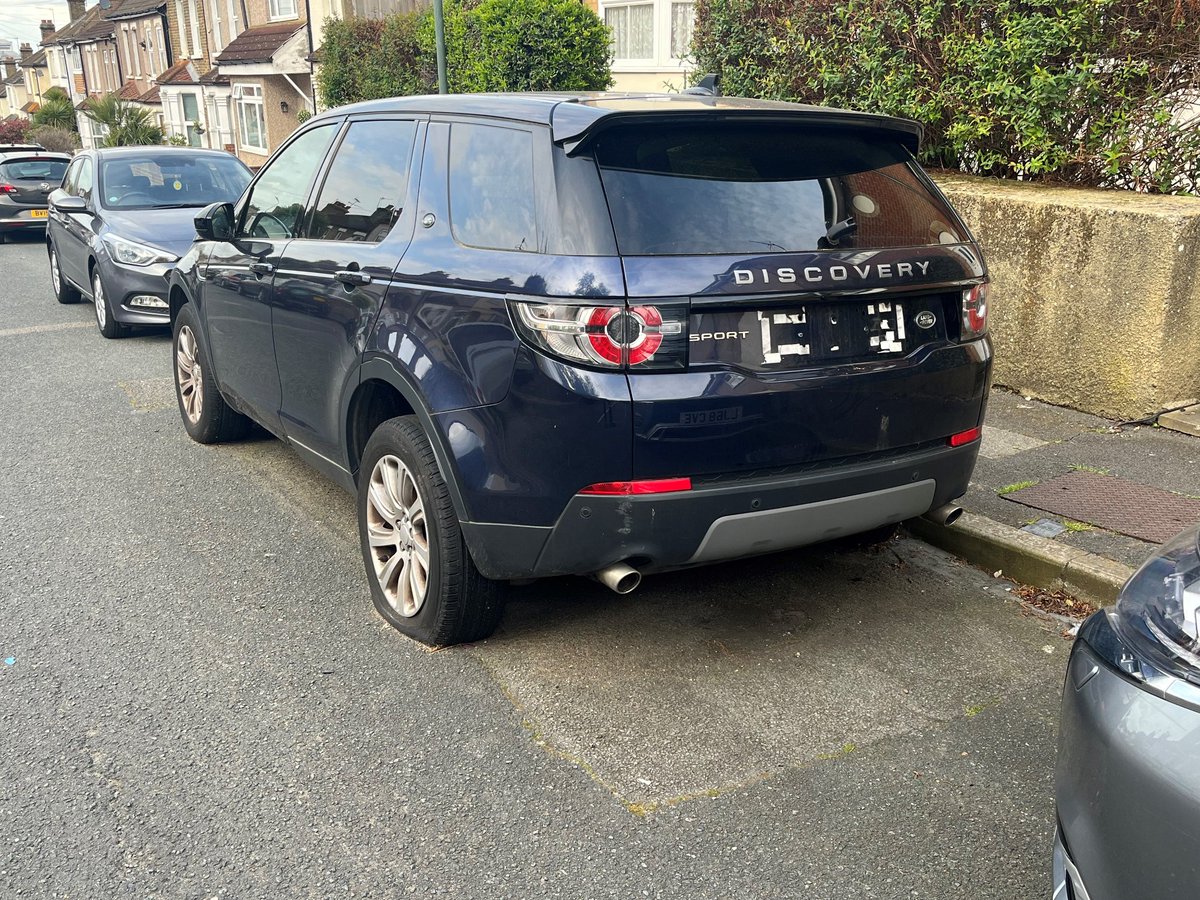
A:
[50,248,61,299]
[93,272,106,329]
[175,325,204,423]
[366,454,431,617]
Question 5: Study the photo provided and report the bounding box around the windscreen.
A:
[592,124,965,256]
[0,158,69,182]
[100,153,252,209]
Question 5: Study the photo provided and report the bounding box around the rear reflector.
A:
[579,477,692,496]
[949,427,982,447]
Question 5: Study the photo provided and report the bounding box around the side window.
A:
[76,158,94,201]
[238,124,337,240]
[62,158,81,194]
[449,123,537,252]
[307,119,418,243]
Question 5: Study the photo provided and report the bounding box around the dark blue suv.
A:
[168,92,992,646]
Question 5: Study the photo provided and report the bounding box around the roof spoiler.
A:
[554,107,923,157]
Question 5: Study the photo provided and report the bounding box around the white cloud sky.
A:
[0,0,80,52]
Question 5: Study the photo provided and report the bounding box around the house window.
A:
[670,1,694,58]
[227,0,241,39]
[175,0,190,57]
[234,83,267,153]
[182,92,202,146]
[188,0,202,57]
[156,23,168,71]
[145,28,156,76]
[269,0,298,20]
[605,3,653,61]
[208,0,225,54]
[70,47,82,73]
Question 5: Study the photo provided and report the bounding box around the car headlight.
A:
[102,234,178,267]
[1109,524,1200,682]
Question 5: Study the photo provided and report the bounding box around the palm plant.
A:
[32,88,77,131]
[82,93,164,147]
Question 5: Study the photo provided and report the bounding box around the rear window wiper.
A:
[823,216,857,247]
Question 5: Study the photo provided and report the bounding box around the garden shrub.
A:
[692,0,1200,192]
[318,0,610,108]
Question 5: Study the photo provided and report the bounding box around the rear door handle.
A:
[250,261,275,277]
[335,269,371,287]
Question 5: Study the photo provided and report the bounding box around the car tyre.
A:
[49,243,81,304]
[92,267,128,338]
[358,416,505,646]
[172,302,250,443]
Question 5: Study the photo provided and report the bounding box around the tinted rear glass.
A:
[0,159,69,182]
[593,124,965,256]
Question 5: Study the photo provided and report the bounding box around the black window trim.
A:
[297,113,428,247]
[233,117,345,241]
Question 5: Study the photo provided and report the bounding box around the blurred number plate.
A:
[30,209,48,218]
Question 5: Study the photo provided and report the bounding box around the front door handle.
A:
[250,261,275,278]
[335,269,371,287]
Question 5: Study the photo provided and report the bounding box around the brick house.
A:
[103,0,171,129]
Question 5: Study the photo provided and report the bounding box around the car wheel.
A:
[172,303,250,443]
[358,416,505,646]
[92,267,128,338]
[49,244,81,304]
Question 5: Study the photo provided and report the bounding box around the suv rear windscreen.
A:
[592,124,965,256]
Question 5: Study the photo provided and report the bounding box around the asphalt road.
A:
[1,232,1065,898]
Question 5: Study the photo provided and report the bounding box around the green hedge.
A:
[692,0,1200,193]
[318,0,611,109]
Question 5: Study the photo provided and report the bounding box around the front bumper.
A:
[99,256,172,325]
[461,439,977,579]
[1055,613,1200,900]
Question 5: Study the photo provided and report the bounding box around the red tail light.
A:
[510,301,687,370]
[579,477,692,495]
[0,184,16,194]
[961,282,989,339]
[949,427,982,447]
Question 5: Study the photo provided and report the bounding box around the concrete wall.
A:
[935,175,1200,420]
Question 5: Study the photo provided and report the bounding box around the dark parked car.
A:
[46,146,252,338]
[167,92,992,646]
[0,152,71,243]
[1055,522,1200,900]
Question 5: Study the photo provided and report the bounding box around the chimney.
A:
[68,0,87,23]
[2,59,15,80]
[40,20,56,44]
[19,43,33,61]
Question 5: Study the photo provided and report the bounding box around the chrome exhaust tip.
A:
[924,502,964,527]
[593,562,642,594]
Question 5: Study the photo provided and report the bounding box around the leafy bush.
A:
[0,117,31,143]
[318,0,610,108]
[32,89,77,131]
[27,125,81,153]
[82,94,165,147]
[692,0,1200,192]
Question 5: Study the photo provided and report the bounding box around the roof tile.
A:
[215,23,303,65]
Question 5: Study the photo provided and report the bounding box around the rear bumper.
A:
[1055,613,1200,900]
[0,212,49,232]
[462,439,977,579]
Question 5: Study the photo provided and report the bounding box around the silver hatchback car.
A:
[1056,522,1200,899]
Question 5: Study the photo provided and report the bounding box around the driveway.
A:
[0,233,1063,898]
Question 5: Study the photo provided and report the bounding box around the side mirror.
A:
[195,201,235,242]
[52,195,87,212]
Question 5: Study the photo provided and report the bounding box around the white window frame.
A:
[187,0,202,58]
[70,46,82,74]
[226,0,241,40]
[175,0,190,58]
[156,23,168,71]
[269,0,299,21]
[601,0,694,72]
[208,0,224,55]
[233,82,267,153]
[145,27,156,77]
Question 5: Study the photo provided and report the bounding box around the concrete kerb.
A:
[906,511,1134,608]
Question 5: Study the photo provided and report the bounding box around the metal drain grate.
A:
[1003,470,1200,544]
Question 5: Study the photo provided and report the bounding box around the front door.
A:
[270,117,423,472]
[201,122,339,433]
